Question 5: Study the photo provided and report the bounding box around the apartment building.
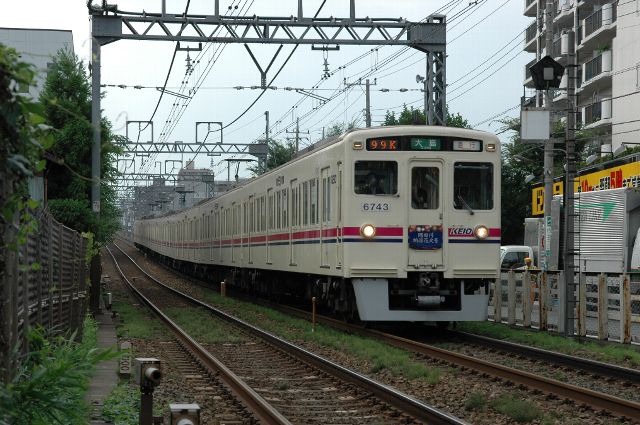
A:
[0,27,74,99]
[523,0,640,153]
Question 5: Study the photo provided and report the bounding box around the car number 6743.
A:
[361,202,390,212]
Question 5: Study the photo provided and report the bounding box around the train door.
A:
[248,196,253,264]
[267,188,273,264]
[320,167,330,267]
[336,162,343,268]
[289,179,297,265]
[407,160,444,268]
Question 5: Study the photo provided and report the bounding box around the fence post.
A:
[523,271,532,327]
[539,272,548,331]
[58,223,64,330]
[36,212,44,325]
[493,278,502,323]
[557,271,566,334]
[507,270,516,326]
[621,274,631,344]
[597,273,608,340]
[578,272,587,337]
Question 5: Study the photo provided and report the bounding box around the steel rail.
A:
[450,330,640,385]
[265,304,640,421]
[111,242,469,425]
[105,246,292,425]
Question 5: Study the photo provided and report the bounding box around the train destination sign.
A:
[366,136,482,152]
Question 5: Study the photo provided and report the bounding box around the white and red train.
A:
[134,125,501,322]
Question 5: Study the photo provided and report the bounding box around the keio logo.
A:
[448,227,473,236]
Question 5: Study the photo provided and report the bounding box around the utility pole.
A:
[285,117,309,152]
[365,79,372,127]
[344,78,376,127]
[90,31,102,314]
[542,0,554,272]
[563,29,577,336]
[264,111,269,174]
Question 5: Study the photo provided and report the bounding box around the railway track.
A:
[264,304,640,421]
[108,243,469,425]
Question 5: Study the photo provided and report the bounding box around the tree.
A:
[325,119,358,138]
[248,138,296,175]
[383,105,471,128]
[39,49,123,244]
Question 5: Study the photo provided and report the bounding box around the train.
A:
[134,125,501,322]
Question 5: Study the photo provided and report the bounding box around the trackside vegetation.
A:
[458,321,640,366]
[0,317,113,424]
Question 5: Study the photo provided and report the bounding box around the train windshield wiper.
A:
[457,195,474,215]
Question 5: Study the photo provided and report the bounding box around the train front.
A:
[342,127,500,322]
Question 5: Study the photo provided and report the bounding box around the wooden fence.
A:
[1,208,88,381]
[490,270,639,344]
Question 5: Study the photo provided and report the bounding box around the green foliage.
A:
[490,394,542,423]
[325,119,358,137]
[39,48,124,244]
[101,382,140,425]
[0,44,53,254]
[464,392,487,411]
[0,318,114,425]
[383,105,470,128]
[248,138,296,175]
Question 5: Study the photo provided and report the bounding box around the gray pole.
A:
[426,53,433,125]
[90,29,102,315]
[365,79,371,127]
[264,110,269,173]
[295,117,300,152]
[543,0,554,271]
[564,30,577,336]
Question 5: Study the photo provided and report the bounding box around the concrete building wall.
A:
[0,27,74,99]
[612,1,640,150]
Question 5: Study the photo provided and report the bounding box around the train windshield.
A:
[453,162,493,210]
[354,161,398,195]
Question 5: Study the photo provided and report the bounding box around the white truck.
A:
[499,245,534,269]
[511,188,640,273]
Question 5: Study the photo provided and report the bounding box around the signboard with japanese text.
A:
[531,159,640,216]
[408,224,443,250]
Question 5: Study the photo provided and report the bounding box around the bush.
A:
[0,319,113,424]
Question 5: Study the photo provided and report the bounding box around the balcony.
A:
[579,50,612,98]
[524,0,537,17]
[554,0,575,26]
[523,58,537,87]
[583,97,612,129]
[524,20,538,52]
[580,3,616,52]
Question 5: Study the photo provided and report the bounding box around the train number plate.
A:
[361,202,390,212]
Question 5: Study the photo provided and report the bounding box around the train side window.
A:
[276,191,281,230]
[354,161,398,195]
[310,179,317,224]
[303,182,309,226]
[454,162,494,211]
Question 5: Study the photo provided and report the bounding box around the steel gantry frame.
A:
[89,0,446,209]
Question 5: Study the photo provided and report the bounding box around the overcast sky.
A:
[2,0,529,182]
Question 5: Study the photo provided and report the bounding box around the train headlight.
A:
[360,224,376,239]
[474,225,489,240]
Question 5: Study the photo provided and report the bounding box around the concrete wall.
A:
[0,27,74,99]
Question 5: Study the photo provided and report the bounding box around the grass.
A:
[163,306,245,344]
[112,299,168,339]
[489,393,543,423]
[457,321,640,366]
[463,392,487,411]
[200,291,442,384]
[101,382,140,425]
